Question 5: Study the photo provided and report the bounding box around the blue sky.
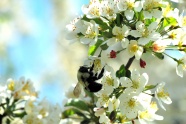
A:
[0,0,88,104]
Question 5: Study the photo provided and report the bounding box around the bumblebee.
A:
[73,63,104,97]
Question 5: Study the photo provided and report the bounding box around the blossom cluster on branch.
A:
[63,0,186,124]
[0,77,62,124]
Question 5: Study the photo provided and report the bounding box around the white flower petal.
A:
[176,64,183,77]
[121,38,129,48]
[130,30,142,37]
[131,69,140,81]
[120,77,133,87]
[135,46,143,60]
[125,10,134,20]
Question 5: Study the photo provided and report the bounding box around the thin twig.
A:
[125,56,135,70]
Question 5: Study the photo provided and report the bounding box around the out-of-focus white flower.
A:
[66,18,84,41]
[6,77,38,100]
[22,113,46,124]
[108,96,120,112]
[119,93,144,119]
[24,99,61,124]
[177,11,186,28]
[138,102,164,124]
[120,69,148,94]
[80,20,99,45]
[94,107,105,117]
[107,25,129,48]
[155,82,172,110]
[46,103,62,124]
[99,112,111,124]
[127,40,143,60]
[117,0,142,20]
[143,0,163,19]
[82,0,101,18]
[130,21,160,45]
[176,55,186,77]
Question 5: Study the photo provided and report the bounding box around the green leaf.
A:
[163,17,177,28]
[144,84,158,91]
[116,64,126,78]
[145,41,153,48]
[153,52,164,60]
[62,108,87,119]
[65,99,90,112]
[88,39,104,56]
[100,43,109,50]
[102,30,113,38]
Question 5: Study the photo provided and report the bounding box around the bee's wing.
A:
[73,82,82,98]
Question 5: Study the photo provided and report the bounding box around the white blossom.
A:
[80,20,99,45]
[155,82,172,110]
[127,40,143,60]
[117,0,142,20]
[120,69,148,94]
[143,0,163,19]
[119,93,144,119]
[107,25,129,48]
[130,21,160,45]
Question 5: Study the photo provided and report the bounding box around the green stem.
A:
[163,52,178,62]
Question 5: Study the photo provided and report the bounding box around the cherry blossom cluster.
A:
[64,0,186,124]
[0,77,62,124]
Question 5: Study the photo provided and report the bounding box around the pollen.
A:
[106,7,114,16]
[128,98,136,108]
[182,16,186,27]
[142,28,149,37]
[106,76,114,86]
[157,90,169,98]
[90,6,100,16]
[139,110,150,119]
[127,2,134,10]
[8,80,15,91]
[132,81,139,89]
[116,33,124,41]
[163,4,172,17]
[94,59,101,71]
[130,44,138,53]
[101,94,109,102]
[169,32,177,39]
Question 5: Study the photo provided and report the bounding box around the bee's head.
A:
[79,66,89,73]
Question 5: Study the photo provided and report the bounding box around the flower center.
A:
[127,2,134,10]
[116,33,124,41]
[142,28,149,37]
[8,80,15,91]
[128,98,136,108]
[106,76,114,86]
[157,90,169,98]
[132,81,139,89]
[182,16,186,27]
[90,6,100,17]
[130,44,138,53]
[94,59,101,71]
[139,110,150,119]
[85,27,96,39]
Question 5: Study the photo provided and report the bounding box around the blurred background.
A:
[0,0,186,124]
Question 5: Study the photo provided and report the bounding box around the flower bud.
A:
[110,50,117,58]
[140,59,146,68]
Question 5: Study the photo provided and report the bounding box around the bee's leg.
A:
[89,62,94,72]
[97,67,104,80]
